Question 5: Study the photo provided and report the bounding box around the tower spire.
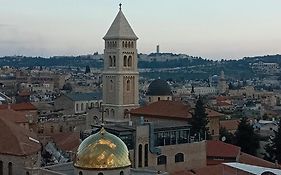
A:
[119,3,122,10]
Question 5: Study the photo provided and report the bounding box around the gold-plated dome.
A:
[74,127,131,170]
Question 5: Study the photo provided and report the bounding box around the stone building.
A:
[102,4,139,122]
[54,92,102,115]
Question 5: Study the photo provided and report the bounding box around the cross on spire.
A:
[119,3,122,10]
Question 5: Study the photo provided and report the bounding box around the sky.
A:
[0,0,281,59]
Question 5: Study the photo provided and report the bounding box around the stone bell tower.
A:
[102,4,139,122]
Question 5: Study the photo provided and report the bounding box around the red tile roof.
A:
[130,100,223,120]
[50,132,80,152]
[0,116,41,156]
[239,152,281,169]
[207,140,240,158]
[0,102,37,111]
[0,109,30,123]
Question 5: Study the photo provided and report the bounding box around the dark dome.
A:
[147,79,172,96]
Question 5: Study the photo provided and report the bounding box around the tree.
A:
[85,65,91,74]
[263,120,281,163]
[219,127,235,144]
[190,97,210,140]
[235,117,260,155]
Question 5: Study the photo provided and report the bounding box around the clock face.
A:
[221,136,226,142]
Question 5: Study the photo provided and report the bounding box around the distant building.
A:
[146,79,172,103]
[251,61,280,75]
[54,92,102,114]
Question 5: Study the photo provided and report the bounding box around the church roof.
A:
[0,116,41,156]
[103,9,138,40]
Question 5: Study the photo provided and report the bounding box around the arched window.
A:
[8,162,12,175]
[158,97,161,101]
[128,56,132,67]
[81,103,84,111]
[120,171,124,175]
[148,97,151,102]
[110,80,114,91]
[109,56,112,67]
[26,172,30,175]
[126,79,130,91]
[157,155,167,165]
[123,55,127,67]
[175,153,184,163]
[111,109,115,118]
[122,41,125,47]
[144,144,148,167]
[59,126,63,132]
[138,144,142,167]
[167,97,170,100]
[113,56,116,67]
[125,41,128,48]
[79,171,83,175]
[98,173,104,175]
[76,103,79,112]
[128,42,131,48]
[131,41,134,48]
[0,160,3,175]
[124,109,129,119]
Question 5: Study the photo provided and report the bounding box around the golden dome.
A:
[74,127,131,170]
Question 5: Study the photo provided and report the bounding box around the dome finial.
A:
[119,3,122,10]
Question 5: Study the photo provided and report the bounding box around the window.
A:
[157,155,167,165]
[138,144,142,167]
[109,56,112,67]
[59,126,63,132]
[126,79,130,91]
[212,129,214,135]
[111,109,115,118]
[149,97,151,102]
[50,126,54,133]
[123,55,127,67]
[144,144,148,167]
[79,171,83,175]
[8,162,12,175]
[110,80,114,91]
[98,173,103,175]
[158,97,160,101]
[175,153,184,163]
[81,103,84,111]
[76,103,79,112]
[113,56,116,67]
[131,41,134,48]
[120,171,124,175]
[26,172,30,175]
[122,41,125,47]
[128,56,132,67]
[0,161,3,175]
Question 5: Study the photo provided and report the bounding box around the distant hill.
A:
[0,54,280,80]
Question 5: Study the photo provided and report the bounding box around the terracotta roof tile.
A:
[239,152,281,169]
[0,109,29,123]
[0,102,37,111]
[0,116,41,156]
[207,140,240,158]
[50,132,80,152]
[130,100,192,119]
[130,101,224,120]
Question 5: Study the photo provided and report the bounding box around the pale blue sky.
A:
[0,0,281,59]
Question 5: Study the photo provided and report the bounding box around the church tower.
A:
[102,4,139,122]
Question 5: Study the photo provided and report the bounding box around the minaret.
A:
[102,4,139,122]
[218,70,228,94]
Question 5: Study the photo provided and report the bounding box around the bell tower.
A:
[102,4,139,122]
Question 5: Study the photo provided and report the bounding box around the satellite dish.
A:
[221,136,226,142]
